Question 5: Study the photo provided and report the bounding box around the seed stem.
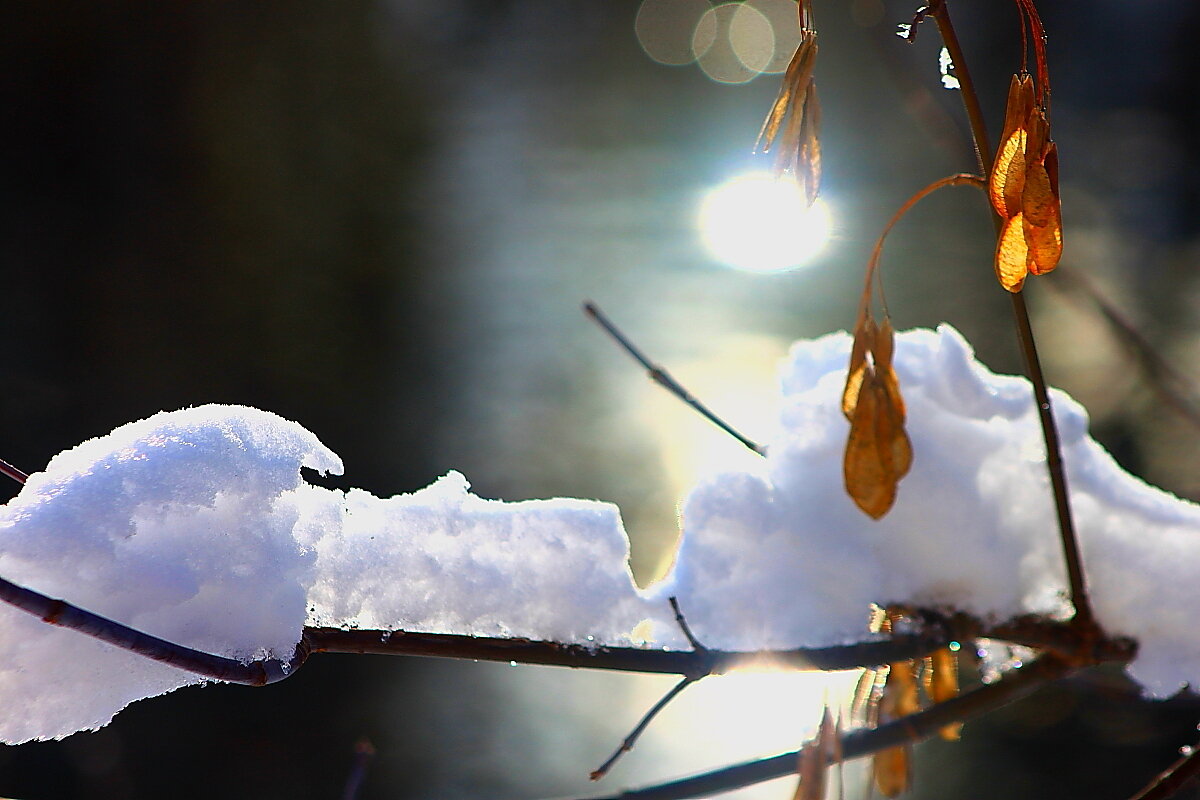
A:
[930,1,1094,632]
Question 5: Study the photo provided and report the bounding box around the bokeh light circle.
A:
[635,0,712,66]
[728,3,775,75]
[693,3,761,85]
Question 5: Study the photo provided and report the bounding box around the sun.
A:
[699,172,832,273]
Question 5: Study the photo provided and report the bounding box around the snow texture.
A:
[2,324,1199,742]
[0,406,342,742]
[662,325,1200,697]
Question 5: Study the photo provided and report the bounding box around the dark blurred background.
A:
[4,1,1200,798]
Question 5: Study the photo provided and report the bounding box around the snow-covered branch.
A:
[0,324,1195,747]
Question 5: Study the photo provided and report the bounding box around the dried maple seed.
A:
[843,315,912,518]
[988,58,1062,291]
[928,647,963,740]
[755,1,821,205]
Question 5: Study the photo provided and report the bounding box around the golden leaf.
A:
[1021,159,1054,228]
[991,127,1027,220]
[994,213,1029,292]
[928,647,963,741]
[988,74,1033,218]
[989,72,1062,291]
[845,379,892,518]
[873,745,911,798]
[841,313,873,418]
[756,32,817,153]
[1024,207,1062,275]
[756,29,821,204]
[843,316,911,518]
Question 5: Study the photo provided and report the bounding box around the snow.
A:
[2,324,1199,742]
[306,473,660,644]
[0,406,342,742]
[662,325,1200,696]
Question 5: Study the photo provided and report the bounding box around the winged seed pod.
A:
[792,707,839,800]
[926,646,963,740]
[842,314,912,519]
[755,1,820,205]
[988,72,1063,291]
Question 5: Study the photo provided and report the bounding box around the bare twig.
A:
[0,572,305,685]
[668,596,706,654]
[930,1,1095,634]
[0,457,28,485]
[1128,743,1200,800]
[1050,270,1200,433]
[583,302,766,457]
[589,598,711,780]
[591,676,698,781]
[570,653,1078,800]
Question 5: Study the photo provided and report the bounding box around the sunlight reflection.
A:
[699,173,832,273]
[638,668,864,799]
[630,332,784,582]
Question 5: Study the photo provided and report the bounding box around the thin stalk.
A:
[584,302,765,456]
[0,457,28,484]
[0,572,303,685]
[1128,744,1200,800]
[930,1,1094,632]
[591,676,698,781]
[571,654,1078,800]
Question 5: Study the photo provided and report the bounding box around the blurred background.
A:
[4,0,1200,798]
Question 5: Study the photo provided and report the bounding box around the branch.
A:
[930,0,1095,635]
[583,301,766,456]
[591,676,697,781]
[0,457,28,485]
[1128,745,1200,800]
[303,627,948,678]
[570,653,1079,800]
[1050,269,1200,434]
[0,573,305,685]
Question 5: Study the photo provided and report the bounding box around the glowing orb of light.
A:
[698,172,832,273]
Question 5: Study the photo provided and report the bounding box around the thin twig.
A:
[0,457,28,484]
[930,1,1095,634]
[591,676,698,781]
[1049,270,1200,433]
[668,596,707,654]
[1128,743,1200,800]
[341,738,377,800]
[0,572,305,684]
[590,599,712,779]
[583,302,766,457]
[569,653,1078,800]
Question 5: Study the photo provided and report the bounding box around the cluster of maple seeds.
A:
[788,608,962,800]
[990,72,1062,292]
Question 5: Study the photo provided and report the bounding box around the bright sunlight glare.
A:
[699,172,832,273]
[639,668,864,799]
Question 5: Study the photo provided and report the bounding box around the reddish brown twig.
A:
[0,457,28,484]
[930,0,1095,635]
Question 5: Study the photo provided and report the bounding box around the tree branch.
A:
[0,573,305,685]
[303,627,949,677]
[584,301,766,456]
[570,653,1079,800]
